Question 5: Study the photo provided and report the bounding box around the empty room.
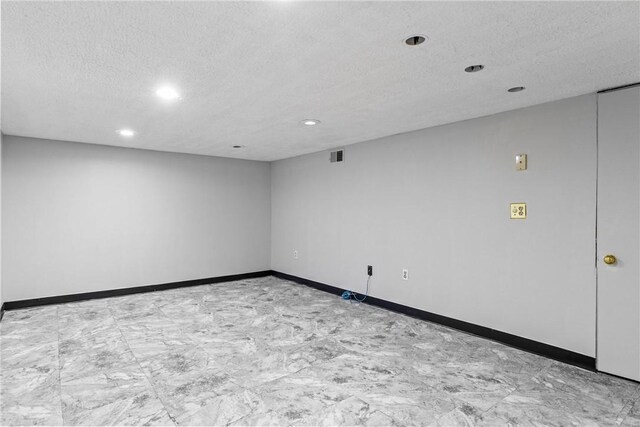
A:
[1,1,639,426]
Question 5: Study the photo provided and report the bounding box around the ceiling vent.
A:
[330,149,344,163]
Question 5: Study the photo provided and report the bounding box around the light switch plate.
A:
[510,203,527,219]
[516,154,527,171]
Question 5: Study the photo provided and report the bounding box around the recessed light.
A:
[508,86,526,93]
[155,85,181,101]
[118,129,135,137]
[232,145,244,148]
[404,35,427,46]
[465,65,485,73]
[302,119,320,126]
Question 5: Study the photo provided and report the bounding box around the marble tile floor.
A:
[1,276,639,426]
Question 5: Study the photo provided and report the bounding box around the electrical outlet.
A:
[510,203,527,219]
[515,154,527,171]
[402,269,409,280]
[293,250,298,259]
[367,265,373,276]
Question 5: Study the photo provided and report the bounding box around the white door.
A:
[597,85,640,381]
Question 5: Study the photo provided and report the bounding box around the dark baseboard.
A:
[1,269,597,372]
[1,270,272,313]
[271,270,596,372]
[597,82,639,94]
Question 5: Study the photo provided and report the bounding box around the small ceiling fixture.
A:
[508,86,526,93]
[232,145,244,148]
[465,65,485,73]
[302,119,320,126]
[155,85,181,101]
[404,35,426,46]
[118,129,135,137]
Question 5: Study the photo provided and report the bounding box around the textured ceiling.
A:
[2,1,639,161]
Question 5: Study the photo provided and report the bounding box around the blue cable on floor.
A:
[342,276,370,304]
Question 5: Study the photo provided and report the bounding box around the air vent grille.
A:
[330,149,344,163]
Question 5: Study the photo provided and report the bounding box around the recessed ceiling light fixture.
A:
[465,65,485,73]
[508,86,526,93]
[404,35,427,46]
[155,85,181,101]
[302,119,320,126]
[118,129,135,137]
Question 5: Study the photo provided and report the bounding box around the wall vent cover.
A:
[330,149,344,163]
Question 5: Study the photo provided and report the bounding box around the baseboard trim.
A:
[597,82,640,94]
[272,271,596,371]
[1,269,597,372]
[1,270,272,313]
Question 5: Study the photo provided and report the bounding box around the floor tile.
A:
[1,276,638,426]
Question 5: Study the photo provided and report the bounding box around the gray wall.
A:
[2,136,271,301]
[0,132,3,308]
[271,94,597,356]
[2,95,599,356]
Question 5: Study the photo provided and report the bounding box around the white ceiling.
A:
[2,1,639,161]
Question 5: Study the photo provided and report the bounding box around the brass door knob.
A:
[603,255,617,265]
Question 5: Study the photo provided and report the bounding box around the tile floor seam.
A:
[431,394,464,425]
[472,368,526,418]
[148,288,285,424]
[347,396,407,427]
[616,394,638,425]
[222,388,294,427]
[152,290,346,393]
[151,297,249,393]
[107,302,178,426]
[226,411,255,426]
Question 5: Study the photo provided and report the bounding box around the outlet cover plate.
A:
[510,203,527,219]
[516,154,527,171]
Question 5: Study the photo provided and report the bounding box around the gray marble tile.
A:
[61,386,172,426]
[107,295,163,323]
[118,323,194,361]
[1,338,59,372]
[1,402,64,426]
[224,338,349,388]
[621,396,640,426]
[59,336,139,382]
[57,300,119,343]
[294,396,403,427]
[228,410,292,427]
[1,306,58,332]
[59,366,173,425]
[136,345,240,421]
[256,366,354,411]
[2,364,61,405]
[1,367,63,427]
[1,307,63,426]
[1,276,638,426]
[176,389,263,426]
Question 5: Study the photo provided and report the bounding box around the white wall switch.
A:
[516,154,527,171]
[402,269,409,280]
[293,250,298,259]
